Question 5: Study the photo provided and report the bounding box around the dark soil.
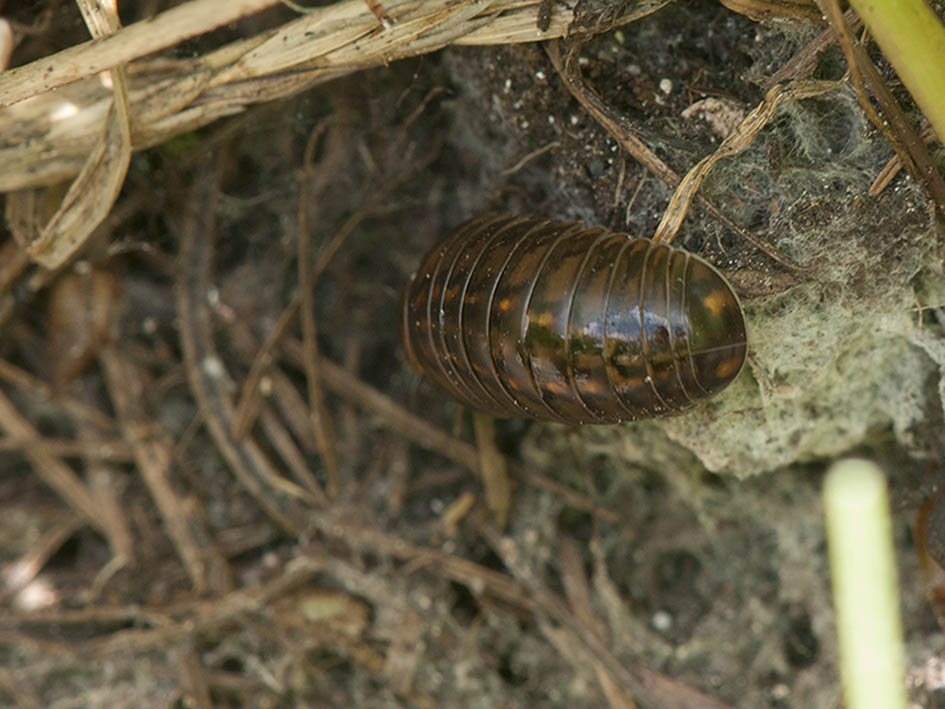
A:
[2,1,945,707]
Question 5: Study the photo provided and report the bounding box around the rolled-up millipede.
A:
[401,213,747,424]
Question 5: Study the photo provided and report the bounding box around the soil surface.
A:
[2,1,945,708]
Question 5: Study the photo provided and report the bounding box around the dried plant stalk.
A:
[719,0,821,22]
[4,0,132,269]
[0,0,668,193]
[653,78,843,245]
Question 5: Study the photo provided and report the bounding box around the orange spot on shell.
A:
[701,289,729,317]
[714,356,742,379]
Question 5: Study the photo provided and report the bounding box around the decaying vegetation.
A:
[1,0,944,706]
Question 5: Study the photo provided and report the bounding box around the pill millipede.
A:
[401,213,747,424]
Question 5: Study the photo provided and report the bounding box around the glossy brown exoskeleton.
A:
[401,213,747,423]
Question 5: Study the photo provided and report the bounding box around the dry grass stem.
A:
[654,79,843,245]
[438,491,478,539]
[719,0,821,22]
[545,39,801,270]
[2,555,326,655]
[558,538,636,708]
[0,241,30,296]
[298,121,342,496]
[234,113,436,497]
[303,510,538,609]
[258,400,328,499]
[558,537,608,642]
[175,648,214,709]
[0,0,280,106]
[816,0,945,214]
[282,339,618,521]
[0,436,132,460]
[0,386,132,560]
[0,0,666,193]
[233,299,299,439]
[1,514,82,602]
[478,526,734,709]
[763,9,862,87]
[175,161,317,534]
[870,126,939,196]
[5,0,132,269]
[99,346,234,594]
[267,371,323,456]
[501,140,562,176]
[0,358,117,432]
[0,0,669,285]
[472,412,512,527]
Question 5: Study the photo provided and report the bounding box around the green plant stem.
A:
[847,0,945,142]
[824,459,907,709]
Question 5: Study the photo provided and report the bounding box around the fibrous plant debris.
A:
[1,0,945,707]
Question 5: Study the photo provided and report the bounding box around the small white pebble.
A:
[535,70,546,80]
[201,356,225,380]
[16,579,57,611]
[659,78,673,95]
[651,610,673,632]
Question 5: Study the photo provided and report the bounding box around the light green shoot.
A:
[847,0,945,142]
[824,459,907,709]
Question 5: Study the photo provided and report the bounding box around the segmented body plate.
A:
[402,214,747,423]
